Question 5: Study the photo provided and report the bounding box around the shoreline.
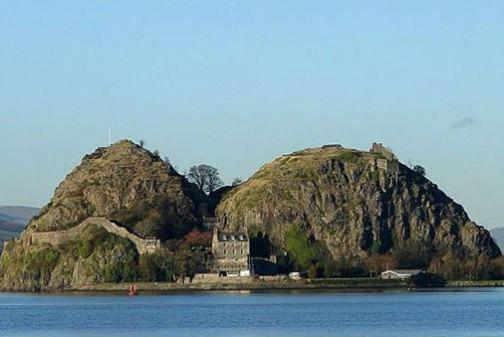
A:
[3,278,504,294]
[64,278,504,293]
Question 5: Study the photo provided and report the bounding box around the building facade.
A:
[380,269,424,280]
[212,228,250,276]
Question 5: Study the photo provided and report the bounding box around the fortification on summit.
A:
[369,142,399,175]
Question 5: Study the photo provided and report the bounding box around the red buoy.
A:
[128,284,138,296]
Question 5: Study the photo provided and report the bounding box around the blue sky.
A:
[1,1,503,228]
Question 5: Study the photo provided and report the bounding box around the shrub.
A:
[183,230,212,248]
[370,240,381,254]
[336,151,360,163]
[77,240,93,258]
[413,165,426,176]
[285,224,316,270]
[139,254,160,282]
[22,247,60,290]
[364,253,398,276]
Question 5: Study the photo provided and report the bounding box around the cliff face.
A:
[217,146,500,265]
[27,140,207,240]
[0,140,208,291]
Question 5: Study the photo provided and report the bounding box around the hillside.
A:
[1,140,501,291]
[0,140,209,291]
[217,144,500,277]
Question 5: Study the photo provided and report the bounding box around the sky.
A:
[0,1,503,228]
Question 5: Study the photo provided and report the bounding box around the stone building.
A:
[144,236,161,254]
[381,269,425,280]
[369,142,399,176]
[202,216,218,231]
[370,142,396,160]
[212,228,251,276]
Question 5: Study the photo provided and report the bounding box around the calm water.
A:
[1,289,504,337]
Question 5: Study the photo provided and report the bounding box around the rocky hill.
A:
[1,140,500,290]
[0,140,208,291]
[217,144,500,273]
[25,140,207,239]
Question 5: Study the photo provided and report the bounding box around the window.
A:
[224,249,227,255]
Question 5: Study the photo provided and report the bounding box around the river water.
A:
[1,289,503,337]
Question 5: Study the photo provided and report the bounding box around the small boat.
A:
[128,284,138,296]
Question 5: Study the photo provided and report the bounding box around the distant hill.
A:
[0,206,40,221]
[0,206,40,250]
[490,227,504,251]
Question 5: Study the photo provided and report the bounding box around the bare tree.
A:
[163,156,171,164]
[187,164,224,194]
[153,149,160,157]
[139,139,146,148]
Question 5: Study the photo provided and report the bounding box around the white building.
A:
[380,269,425,280]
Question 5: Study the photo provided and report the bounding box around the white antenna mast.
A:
[108,126,112,145]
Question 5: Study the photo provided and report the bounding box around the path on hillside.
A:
[23,217,158,254]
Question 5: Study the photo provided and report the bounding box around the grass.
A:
[217,147,376,221]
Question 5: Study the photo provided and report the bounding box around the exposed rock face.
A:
[27,140,207,240]
[0,140,208,291]
[217,146,500,264]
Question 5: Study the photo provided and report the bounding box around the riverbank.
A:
[447,280,504,288]
[70,278,504,293]
[5,277,503,293]
[69,277,409,293]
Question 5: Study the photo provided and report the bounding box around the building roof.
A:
[217,232,248,242]
[381,269,424,275]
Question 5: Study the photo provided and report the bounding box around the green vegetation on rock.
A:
[284,224,317,270]
[0,140,212,291]
[217,145,501,280]
[1,141,502,290]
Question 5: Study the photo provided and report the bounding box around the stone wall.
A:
[370,142,396,160]
[23,217,159,255]
[369,158,399,176]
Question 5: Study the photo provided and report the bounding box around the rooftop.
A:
[382,269,424,275]
[217,232,248,242]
